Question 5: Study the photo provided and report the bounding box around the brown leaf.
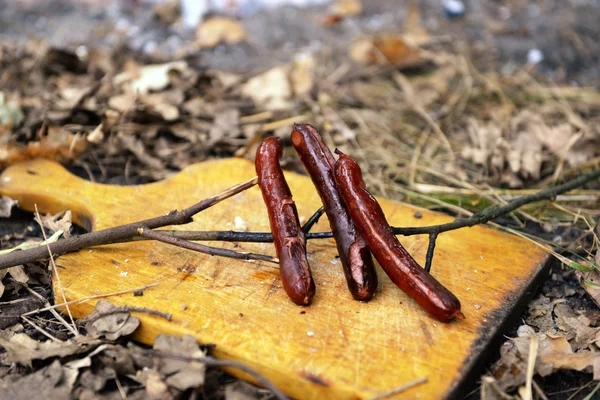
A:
[153,334,206,391]
[0,360,70,400]
[208,109,240,146]
[0,125,87,170]
[541,351,600,380]
[196,17,247,49]
[0,195,17,218]
[153,0,180,25]
[138,369,170,400]
[330,0,362,17]
[349,35,426,68]
[291,54,315,97]
[225,380,271,400]
[83,300,140,341]
[322,0,362,24]
[576,269,600,310]
[241,67,292,111]
[37,210,72,238]
[118,132,167,177]
[114,61,193,95]
[140,89,184,122]
[0,333,90,366]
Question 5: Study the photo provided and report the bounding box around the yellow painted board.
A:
[0,158,549,399]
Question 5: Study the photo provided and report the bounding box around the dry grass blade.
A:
[34,204,78,336]
[369,376,428,400]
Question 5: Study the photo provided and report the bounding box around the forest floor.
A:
[1,0,600,399]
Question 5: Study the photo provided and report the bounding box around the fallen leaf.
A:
[118,132,168,178]
[349,35,426,67]
[153,334,206,391]
[196,17,247,49]
[322,0,362,24]
[138,368,169,400]
[0,125,87,170]
[153,0,180,25]
[0,333,91,366]
[114,61,192,95]
[225,380,271,400]
[0,360,70,400]
[207,109,240,146]
[37,210,72,238]
[0,195,17,218]
[87,123,104,144]
[403,5,430,46]
[241,66,292,111]
[330,0,362,17]
[541,351,600,380]
[0,265,30,299]
[82,300,140,340]
[480,376,518,400]
[140,89,184,121]
[291,53,315,97]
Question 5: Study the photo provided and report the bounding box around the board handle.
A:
[0,159,97,231]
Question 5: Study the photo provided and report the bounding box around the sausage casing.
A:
[291,124,377,300]
[334,151,463,321]
[256,137,316,305]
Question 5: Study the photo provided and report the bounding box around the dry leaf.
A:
[153,334,206,391]
[114,61,192,95]
[207,109,240,146]
[480,376,518,400]
[0,265,29,298]
[0,333,89,366]
[107,92,136,113]
[153,0,180,25]
[118,132,167,176]
[403,5,430,46]
[140,89,184,121]
[241,66,292,111]
[322,0,362,23]
[291,53,315,97]
[349,35,426,67]
[0,125,87,169]
[138,369,170,400]
[196,17,247,49]
[83,300,140,340]
[225,380,271,400]
[38,210,72,238]
[87,123,104,144]
[0,195,17,218]
[330,0,362,17]
[0,360,70,400]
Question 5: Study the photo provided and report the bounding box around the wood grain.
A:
[0,159,549,399]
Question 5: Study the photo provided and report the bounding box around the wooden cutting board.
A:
[0,158,549,399]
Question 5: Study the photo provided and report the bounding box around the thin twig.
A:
[390,167,600,237]
[0,169,599,270]
[0,176,258,270]
[424,233,438,273]
[302,207,325,234]
[148,352,288,400]
[138,228,278,264]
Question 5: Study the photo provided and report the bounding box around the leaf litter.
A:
[0,1,600,399]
